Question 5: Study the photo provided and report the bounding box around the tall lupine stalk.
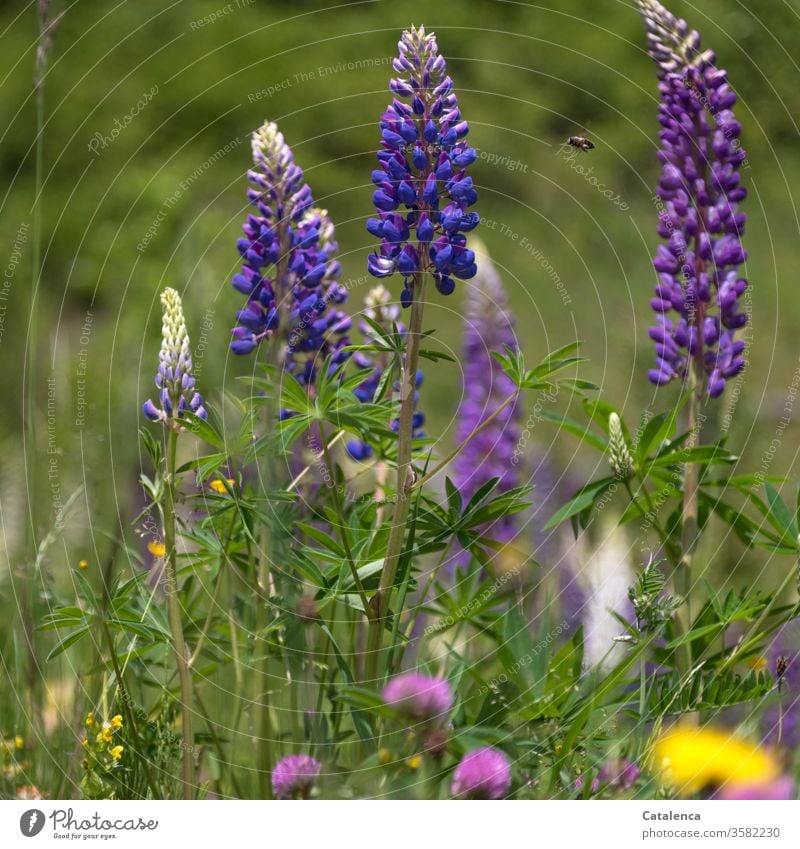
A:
[637,0,748,613]
[453,244,521,555]
[229,122,350,792]
[142,287,207,799]
[365,26,478,675]
[346,284,426,463]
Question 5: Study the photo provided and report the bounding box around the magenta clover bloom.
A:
[451,747,512,800]
[382,672,453,723]
[271,754,322,800]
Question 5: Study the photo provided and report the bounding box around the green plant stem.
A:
[366,274,427,681]
[163,426,195,799]
[321,430,369,611]
[194,689,245,799]
[189,508,237,667]
[623,479,679,566]
[254,339,281,799]
[678,365,704,620]
[99,618,161,799]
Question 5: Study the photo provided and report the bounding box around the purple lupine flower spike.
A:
[452,245,521,544]
[638,0,748,398]
[451,747,512,799]
[271,754,322,799]
[367,25,478,305]
[231,122,351,386]
[143,287,207,423]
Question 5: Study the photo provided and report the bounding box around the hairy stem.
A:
[366,274,427,681]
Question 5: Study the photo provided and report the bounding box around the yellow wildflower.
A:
[210,479,234,494]
[109,745,124,761]
[85,711,95,728]
[81,738,88,748]
[98,723,113,744]
[111,715,123,729]
[14,736,24,749]
[147,540,166,557]
[78,559,89,570]
[654,726,780,795]
[406,754,422,770]
[378,748,392,765]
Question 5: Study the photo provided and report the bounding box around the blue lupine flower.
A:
[143,287,206,423]
[230,122,351,385]
[367,26,478,305]
[638,0,748,398]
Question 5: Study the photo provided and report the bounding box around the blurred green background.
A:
[2,0,800,577]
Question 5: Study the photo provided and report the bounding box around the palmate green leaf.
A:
[636,408,678,466]
[649,444,738,468]
[46,626,92,661]
[536,409,606,452]
[764,481,797,538]
[544,476,617,530]
[182,409,226,450]
[582,398,622,438]
[279,373,316,416]
[418,348,456,363]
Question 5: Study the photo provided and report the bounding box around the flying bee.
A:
[567,135,595,152]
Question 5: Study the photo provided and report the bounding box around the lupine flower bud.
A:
[382,672,453,723]
[451,747,512,799]
[271,754,322,799]
[453,245,520,545]
[636,0,713,78]
[143,287,206,423]
[608,413,634,478]
[230,121,351,388]
[637,0,748,398]
[367,26,478,305]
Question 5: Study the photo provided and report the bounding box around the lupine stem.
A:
[367,273,427,680]
[678,364,704,622]
[163,426,195,799]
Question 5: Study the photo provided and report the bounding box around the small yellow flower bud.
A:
[209,479,234,494]
[14,736,24,749]
[378,748,392,765]
[85,711,95,728]
[78,559,89,570]
[147,541,166,557]
[406,754,422,770]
